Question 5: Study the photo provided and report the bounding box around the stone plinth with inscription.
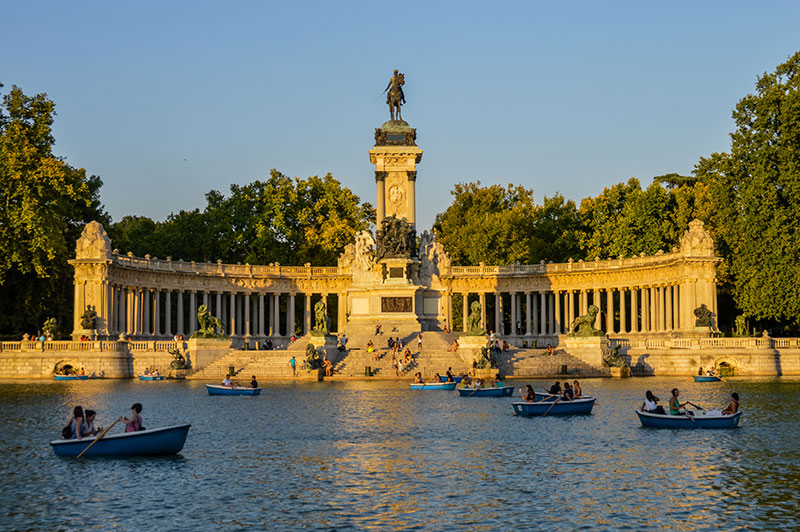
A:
[563,336,609,368]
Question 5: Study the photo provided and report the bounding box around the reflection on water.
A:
[0,377,798,531]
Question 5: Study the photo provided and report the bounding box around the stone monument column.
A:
[369,122,422,229]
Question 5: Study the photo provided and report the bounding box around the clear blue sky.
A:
[3,1,799,232]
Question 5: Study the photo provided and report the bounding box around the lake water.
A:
[1,377,798,531]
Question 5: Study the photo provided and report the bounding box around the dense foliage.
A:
[0,84,107,336]
[108,170,375,267]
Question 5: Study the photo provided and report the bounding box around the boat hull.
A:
[205,384,261,396]
[693,375,722,382]
[138,375,165,381]
[438,376,464,383]
[51,424,191,457]
[512,397,596,416]
[457,385,515,397]
[410,382,457,390]
[55,375,88,381]
[637,410,741,429]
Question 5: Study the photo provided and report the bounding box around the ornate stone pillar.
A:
[672,285,680,330]
[258,294,265,336]
[407,172,416,227]
[539,292,546,336]
[641,287,649,333]
[189,291,197,335]
[244,293,251,337]
[606,289,614,333]
[620,288,627,334]
[203,292,209,309]
[593,288,601,329]
[549,292,556,335]
[462,293,468,331]
[304,293,311,335]
[229,293,237,337]
[119,287,127,335]
[665,285,673,330]
[650,286,657,332]
[273,293,280,337]
[554,291,562,335]
[177,291,184,336]
[288,293,296,336]
[494,293,501,335]
[339,292,347,333]
[153,289,160,337]
[479,293,486,330]
[510,292,517,336]
[375,172,386,226]
[631,287,638,333]
[164,290,172,337]
[525,292,532,336]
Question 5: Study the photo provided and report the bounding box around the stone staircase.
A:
[188,348,307,379]
[500,347,609,377]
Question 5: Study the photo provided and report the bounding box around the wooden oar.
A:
[683,409,699,426]
[76,418,120,458]
[687,401,704,410]
[542,397,561,417]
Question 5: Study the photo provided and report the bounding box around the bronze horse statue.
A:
[385,69,405,121]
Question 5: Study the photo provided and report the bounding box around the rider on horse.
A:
[385,69,406,121]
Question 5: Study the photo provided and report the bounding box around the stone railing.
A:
[0,340,181,353]
[447,250,688,277]
[112,253,340,278]
[128,341,179,352]
[609,336,798,350]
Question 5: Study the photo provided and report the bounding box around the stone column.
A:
[593,288,602,329]
[407,172,416,227]
[132,289,140,335]
[244,293,251,337]
[189,291,196,335]
[215,292,221,324]
[554,291,562,335]
[288,293,296,336]
[525,292,532,336]
[631,288,638,333]
[304,293,312,335]
[549,292,556,335]
[203,292,209,309]
[606,289,614,333]
[672,285,680,330]
[258,294,265,336]
[339,292,347,333]
[164,290,172,337]
[479,293,486,330]
[119,287,127,335]
[539,292,546,336]
[665,285,673,330]
[510,292,517,336]
[494,293,501,335]
[462,293,468,332]
[177,291,184,336]
[650,286,657,332]
[153,289,160,337]
[229,293,237,337]
[620,289,627,334]
[375,173,386,226]
[641,288,649,333]
[273,293,280,336]
[580,290,588,315]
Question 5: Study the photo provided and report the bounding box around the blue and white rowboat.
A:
[457,385,515,397]
[55,375,88,381]
[51,424,191,457]
[205,384,261,396]
[409,382,457,391]
[512,397,596,416]
[693,375,722,382]
[637,409,741,429]
[438,376,464,383]
[138,374,165,381]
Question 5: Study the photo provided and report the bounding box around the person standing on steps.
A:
[288,356,296,377]
[417,333,423,350]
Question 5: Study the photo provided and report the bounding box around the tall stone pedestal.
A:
[187,338,231,371]
[563,336,609,368]
[457,335,489,366]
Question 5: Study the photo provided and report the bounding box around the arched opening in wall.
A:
[716,360,736,377]
[54,361,77,375]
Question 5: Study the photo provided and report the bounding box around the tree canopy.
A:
[697,51,800,325]
[0,84,107,336]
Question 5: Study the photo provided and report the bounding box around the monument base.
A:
[72,329,96,341]
[187,337,231,371]
[610,365,631,378]
[563,336,609,368]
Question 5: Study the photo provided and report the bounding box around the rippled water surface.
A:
[1,377,798,531]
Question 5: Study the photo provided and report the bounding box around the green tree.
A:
[527,193,583,263]
[0,85,107,336]
[697,51,800,325]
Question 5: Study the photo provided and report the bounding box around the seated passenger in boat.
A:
[668,388,689,415]
[721,392,739,415]
[549,381,562,395]
[472,378,483,389]
[641,390,665,414]
[562,382,574,401]
[81,409,100,437]
[520,384,535,402]
[249,375,258,388]
[120,403,144,432]
[698,367,703,376]
[573,380,582,398]
[64,406,85,439]
[495,374,505,387]
[445,368,454,382]
[152,369,160,376]
[432,372,442,383]
[143,368,150,375]
[414,372,423,384]
[222,375,233,387]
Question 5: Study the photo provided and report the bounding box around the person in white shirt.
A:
[222,374,233,387]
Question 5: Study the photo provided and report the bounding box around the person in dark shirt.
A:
[250,375,259,388]
[548,381,562,395]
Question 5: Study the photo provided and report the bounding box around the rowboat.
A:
[205,384,262,396]
[693,375,722,382]
[438,376,464,383]
[138,374,165,381]
[534,391,559,402]
[55,375,89,381]
[637,409,741,429]
[409,382,457,390]
[457,385,515,397]
[51,424,191,457]
[512,397,596,416]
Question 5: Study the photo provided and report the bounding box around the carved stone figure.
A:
[191,304,227,339]
[354,230,376,271]
[568,305,603,337]
[304,343,324,372]
[338,243,355,270]
[475,346,491,369]
[680,219,714,257]
[419,232,452,281]
[694,304,713,328]
[734,315,747,337]
[75,221,113,260]
[602,344,626,367]
[312,300,329,336]
[80,305,97,330]
[385,69,406,121]
[375,215,416,260]
[465,301,486,336]
[168,348,188,370]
